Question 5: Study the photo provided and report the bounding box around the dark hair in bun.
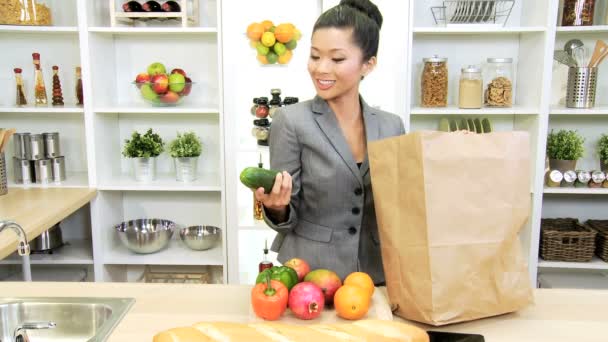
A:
[313,0,383,61]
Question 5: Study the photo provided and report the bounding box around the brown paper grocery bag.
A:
[369,131,533,326]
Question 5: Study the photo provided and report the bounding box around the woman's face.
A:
[308,27,374,101]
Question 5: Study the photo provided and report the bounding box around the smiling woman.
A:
[251,0,405,285]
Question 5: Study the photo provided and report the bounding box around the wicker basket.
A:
[540,218,596,262]
[586,220,608,262]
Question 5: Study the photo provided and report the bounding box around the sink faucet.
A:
[0,221,30,256]
[13,322,56,342]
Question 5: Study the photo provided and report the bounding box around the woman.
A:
[255,0,404,285]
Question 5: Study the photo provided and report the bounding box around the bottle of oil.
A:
[258,239,273,273]
[14,68,27,106]
[253,153,264,221]
[32,52,48,106]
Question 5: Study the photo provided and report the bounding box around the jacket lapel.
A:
[359,98,378,177]
[312,96,363,187]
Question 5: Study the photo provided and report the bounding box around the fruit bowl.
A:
[133,80,194,107]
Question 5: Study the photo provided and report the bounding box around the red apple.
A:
[160,90,180,104]
[284,258,311,282]
[170,68,187,77]
[134,73,151,88]
[151,74,169,94]
[179,77,192,96]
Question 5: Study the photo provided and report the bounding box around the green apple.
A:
[140,83,160,104]
[147,62,166,76]
[168,73,186,93]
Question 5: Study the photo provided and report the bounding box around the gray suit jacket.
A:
[263,95,404,284]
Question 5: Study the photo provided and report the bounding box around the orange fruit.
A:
[261,20,274,31]
[278,49,293,64]
[257,54,268,65]
[274,24,294,43]
[343,272,375,298]
[247,22,264,41]
[334,285,370,320]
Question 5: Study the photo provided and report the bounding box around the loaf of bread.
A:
[153,319,429,342]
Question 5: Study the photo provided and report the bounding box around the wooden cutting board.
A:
[248,288,393,324]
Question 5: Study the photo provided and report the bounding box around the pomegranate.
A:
[303,269,342,304]
[283,258,311,282]
[288,282,325,320]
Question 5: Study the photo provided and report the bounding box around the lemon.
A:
[266,52,278,64]
[261,32,276,47]
[285,39,297,50]
[293,28,302,41]
[273,42,287,56]
[256,42,269,56]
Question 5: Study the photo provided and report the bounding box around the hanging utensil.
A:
[588,40,608,67]
[564,39,584,56]
[0,128,16,153]
[554,50,578,67]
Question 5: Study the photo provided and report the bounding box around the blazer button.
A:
[352,207,360,215]
[354,188,363,196]
[348,227,357,235]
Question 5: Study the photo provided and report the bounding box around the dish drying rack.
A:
[431,0,515,27]
[109,0,200,27]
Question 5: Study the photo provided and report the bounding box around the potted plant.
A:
[168,131,202,182]
[546,129,585,172]
[122,128,164,182]
[598,134,608,172]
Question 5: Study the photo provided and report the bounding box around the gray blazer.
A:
[263,95,404,284]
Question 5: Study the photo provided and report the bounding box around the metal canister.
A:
[589,170,606,188]
[34,159,52,184]
[29,134,45,160]
[561,170,577,187]
[43,132,61,158]
[13,133,31,159]
[546,170,563,187]
[51,156,66,183]
[12,157,32,185]
[575,170,591,187]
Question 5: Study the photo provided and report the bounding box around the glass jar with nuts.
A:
[484,58,514,108]
[421,55,448,108]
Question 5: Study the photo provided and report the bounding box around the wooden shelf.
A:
[538,257,608,270]
[0,240,93,265]
[414,26,546,34]
[89,27,217,34]
[98,172,221,192]
[544,188,608,195]
[410,106,538,115]
[0,106,84,114]
[104,242,223,266]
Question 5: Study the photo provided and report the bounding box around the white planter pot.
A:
[133,157,157,182]
[175,157,198,182]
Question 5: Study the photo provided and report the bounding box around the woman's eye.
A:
[332,58,345,63]
[310,55,320,60]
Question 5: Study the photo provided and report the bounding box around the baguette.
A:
[153,319,429,342]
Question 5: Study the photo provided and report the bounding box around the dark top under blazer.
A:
[263,95,405,283]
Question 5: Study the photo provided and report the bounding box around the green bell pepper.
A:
[256,266,298,290]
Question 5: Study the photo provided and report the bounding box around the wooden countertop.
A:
[0,187,97,259]
[1,282,606,341]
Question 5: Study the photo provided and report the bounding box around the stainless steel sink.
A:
[0,297,134,341]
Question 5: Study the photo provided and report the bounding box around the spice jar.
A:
[32,52,48,106]
[562,170,577,187]
[562,0,595,26]
[421,55,448,107]
[269,98,282,118]
[484,58,513,108]
[255,97,269,118]
[575,170,591,187]
[283,97,299,106]
[589,170,606,188]
[546,170,563,187]
[250,98,259,116]
[75,67,84,106]
[14,68,27,106]
[458,65,482,109]
[252,119,270,146]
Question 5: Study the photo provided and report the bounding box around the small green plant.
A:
[122,128,164,158]
[598,134,608,161]
[168,131,202,158]
[546,129,585,161]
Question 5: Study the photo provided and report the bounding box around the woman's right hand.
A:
[255,171,292,217]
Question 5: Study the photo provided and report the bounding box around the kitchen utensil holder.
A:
[431,0,515,27]
[586,220,608,262]
[540,218,596,262]
[566,67,597,108]
[0,153,8,196]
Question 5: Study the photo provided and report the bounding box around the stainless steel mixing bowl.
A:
[115,218,175,254]
[179,225,221,251]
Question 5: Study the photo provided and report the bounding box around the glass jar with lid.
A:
[458,65,482,109]
[562,0,595,26]
[484,58,514,108]
[421,55,448,107]
[255,97,269,118]
[252,118,270,146]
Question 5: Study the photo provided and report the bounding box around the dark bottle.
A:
[142,1,162,12]
[122,1,143,12]
[258,239,273,273]
[161,0,181,12]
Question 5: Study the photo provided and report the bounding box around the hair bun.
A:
[339,0,383,29]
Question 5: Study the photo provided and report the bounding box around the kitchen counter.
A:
[0,187,97,259]
[1,282,606,341]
